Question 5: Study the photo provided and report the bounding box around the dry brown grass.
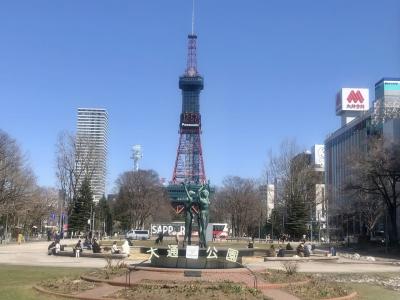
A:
[113,280,269,300]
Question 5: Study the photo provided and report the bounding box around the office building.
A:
[325,78,400,239]
[76,108,108,203]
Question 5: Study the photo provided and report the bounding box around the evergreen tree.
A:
[286,196,308,239]
[95,195,113,236]
[68,178,93,234]
[265,208,285,238]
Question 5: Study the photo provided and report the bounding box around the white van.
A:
[126,229,150,240]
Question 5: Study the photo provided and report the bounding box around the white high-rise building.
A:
[266,184,275,219]
[76,108,108,202]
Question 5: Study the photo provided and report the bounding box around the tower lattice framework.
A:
[172,34,206,184]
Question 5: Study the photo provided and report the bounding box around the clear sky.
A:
[0,0,399,193]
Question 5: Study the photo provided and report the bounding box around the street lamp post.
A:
[310,204,313,243]
[271,214,274,241]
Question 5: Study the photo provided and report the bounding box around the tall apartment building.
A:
[325,78,400,239]
[76,108,108,203]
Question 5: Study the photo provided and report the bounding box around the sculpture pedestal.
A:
[140,246,257,269]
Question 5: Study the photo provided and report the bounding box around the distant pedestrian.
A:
[17,233,23,245]
[74,240,82,258]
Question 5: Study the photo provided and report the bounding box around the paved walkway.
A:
[76,283,123,299]
[251,259,400,273]
[2,240,400,272]
[0,240,142,268]
[3,241,400,299]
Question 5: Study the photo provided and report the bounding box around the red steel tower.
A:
[171,31,206,184]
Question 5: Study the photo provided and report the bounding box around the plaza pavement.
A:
[0,239,128,268]
[2,240,400,273]
[249,259,400,273]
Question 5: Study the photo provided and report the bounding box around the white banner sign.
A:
[186,245,199,259]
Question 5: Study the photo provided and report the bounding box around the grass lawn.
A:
[347,283,400,300]
[0,264,93,300]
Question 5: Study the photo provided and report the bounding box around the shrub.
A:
[286,243,293,250]
[281,261,298,275]
[103,255,127,279]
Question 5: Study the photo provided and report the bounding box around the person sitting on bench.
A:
[111,241,120,254]
[155,232,164,244]
[92,238,101,253]
[54,240,61,254]
[47,241,56,255]
[83,237,92,250]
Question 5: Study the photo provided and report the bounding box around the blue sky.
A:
[0,0,399,192]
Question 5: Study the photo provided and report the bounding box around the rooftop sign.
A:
[336,88,369,115]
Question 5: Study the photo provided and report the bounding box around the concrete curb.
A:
[264,256,339,262]
[80,275,127,287]
[130,265,265,273]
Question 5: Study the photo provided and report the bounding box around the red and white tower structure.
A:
[171,8,206,185]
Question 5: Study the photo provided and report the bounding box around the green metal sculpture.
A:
[197,184,210,248]
[182,182,210,248]
[182,183,195,246]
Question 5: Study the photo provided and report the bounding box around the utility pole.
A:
[89,205,93,233]
[310,204,313,243]
[93,210,95,234]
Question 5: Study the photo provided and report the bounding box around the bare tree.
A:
[18,187,58,233]
[265,139,318,239]
[213,176,261,237]
[346,137,400,245]
[0,130,36,236]
[353,192,384,239]
[113,170,170,230]
[55,131,97,214]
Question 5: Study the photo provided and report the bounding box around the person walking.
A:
[17,233,23,245]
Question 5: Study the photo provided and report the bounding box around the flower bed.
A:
[113,280,267,300]
[38,277,96,295]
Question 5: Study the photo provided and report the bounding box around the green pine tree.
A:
[68,178,93,234]
[95,195,113,236]
[286,195,308,239]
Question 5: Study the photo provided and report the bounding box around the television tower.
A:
[171,0,206,184]
[131,144,143,172]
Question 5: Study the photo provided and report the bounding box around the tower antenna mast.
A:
[192,0,195,35]
[131,144,143,172]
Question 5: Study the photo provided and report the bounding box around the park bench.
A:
[280,249,297,256]
[226,237,251,242]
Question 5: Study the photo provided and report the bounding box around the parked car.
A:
[370,231,385,244]
[126,229,150,240]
